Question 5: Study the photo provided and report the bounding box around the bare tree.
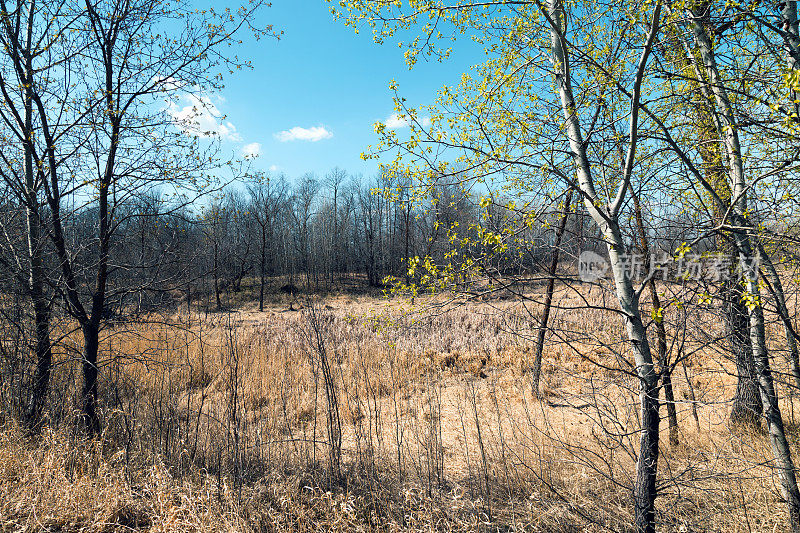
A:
[248,173,289,310]
[18,0,270,433]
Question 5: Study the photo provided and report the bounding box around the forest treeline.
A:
[1,166,581,315]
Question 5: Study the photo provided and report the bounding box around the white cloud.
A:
[385,113,408,129]
[166,92,241,142]
[268,164,280,172]
[241,142,262,159]
[385,113,431,130]
[274,125,333,142]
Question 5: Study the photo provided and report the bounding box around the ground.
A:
[0,286,796,531]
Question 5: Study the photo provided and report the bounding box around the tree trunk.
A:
[724,275,762,426]
[713,183,760,426]
[259,225,266,312]
[756,243,800,391]
[660,12,760,426]
[635,376,661,533]
[548,0,663,528]
[610,231,661,533]
[531,189,572,396]
[628,181,678,445]
[783,1,800,122]
[747,257,800,531]
[81,321,101,435]
[22,171,52,432]
[214,238,222,311]
[688,11,800,527]
[21,19,52,431]
[25,297,52,430]
[661,359,678,445]
[404,207,411,285]
[649,281,678,445]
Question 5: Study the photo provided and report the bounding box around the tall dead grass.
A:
[0,287,798,531]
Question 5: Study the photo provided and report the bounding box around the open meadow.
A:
[0,280,797,532]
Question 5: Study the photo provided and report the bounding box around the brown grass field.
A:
[0,283,798,532]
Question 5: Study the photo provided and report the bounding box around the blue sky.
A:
[188,1,483,181]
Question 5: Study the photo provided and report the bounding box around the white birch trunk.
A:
[548,1,661,530]
[688,10,800,529]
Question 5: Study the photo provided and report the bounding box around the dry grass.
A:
[0,284,798,531]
